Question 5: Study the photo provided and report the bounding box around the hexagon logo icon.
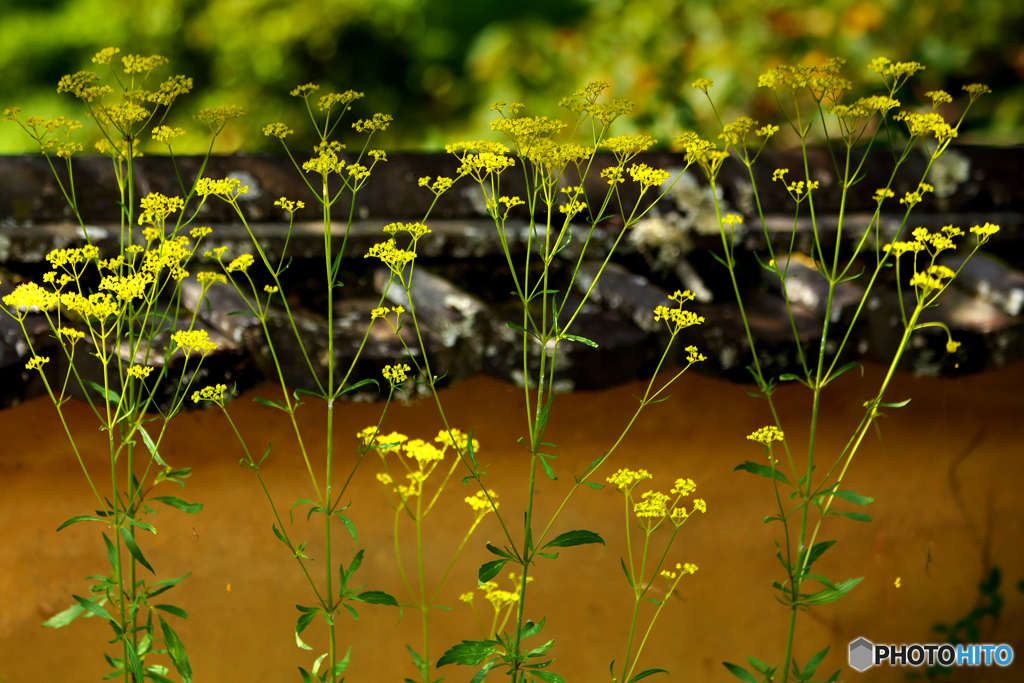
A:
[849,637,874,672]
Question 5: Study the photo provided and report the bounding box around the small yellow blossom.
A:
[263,285,279,294]
[226,254,255,273]
[634,490,670,519]
[382,363,410,387]
[191,383,228,404]
[127,365,154,380]
[671,478,696,496]
[435,428,480,453]
[465,490,499,516]
[459,592,475,604]
[607,468,653,490]
[171,329,218,355]
[748,426,784,445]
[25,356,50,371]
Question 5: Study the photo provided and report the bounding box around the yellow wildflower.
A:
[634,490,670,519]
[127,365,154,380]
[382,363,410,387]
[607,468,653,490]
[748,426,784,445]
[171,329,218,355]
[465,490,499,516]
[25,356,49,371]
[226,254,255,273]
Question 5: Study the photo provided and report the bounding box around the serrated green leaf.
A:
[469,657,500,683]
[150,496,203,514]
[797,540,836,576]
[520,618,545,640]
[541,529,604,550]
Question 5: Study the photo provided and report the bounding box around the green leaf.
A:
[833,490,874,506]
[138,425,169,467]
[437,640,499,668]
[541,529,604,550]
[478,559,509,583]
[290,498,318,525]
[537,551,559,560]
[485,543,514,560]
[340,378,380,395]
[85,379,120,403]
[520,618,545,639]
[527,671,566,683]
[355,591,399,607]
[343,549,364,585]
[253,396,289,412]
[561,334,598,347]
[832,511,872,523]
[119,526,155,574]
[824,361,863,385]
[800,577,864,606]
[801,647,829,678]
[778,373,802,382]
[722,662,759,683]
[147,572,191,599]
[43,597,102,628]
[537,453,557,481]
[528,639,555,657]
[879,398,911,409]
[734,461,792,487]
[295,608,318,650]
[153,604,188,620]
[103,532,118,574]
[406,645,426,669]
[334,647,352,677]
[583,481,604,490]
[56,515,104,531]
[272,523,290,547]
[469,658,500,683]
[125,642,146,683]
[158,614,193,683]
[298,667,315,683]
[797,540,836,575]
[150,496,203,514]
[627,669,669,683]
[620,558,634,589]
[333,512,358,541]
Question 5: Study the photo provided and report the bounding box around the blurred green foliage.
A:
[2,0,1022,153]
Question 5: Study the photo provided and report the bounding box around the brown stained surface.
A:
[1,363,1023,682]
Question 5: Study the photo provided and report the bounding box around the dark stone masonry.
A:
[1,148,1023,409]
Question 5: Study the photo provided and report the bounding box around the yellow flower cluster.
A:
[25,355,49,371]
[2,282,59,318]
[352,113,392,133]
[274,197,305,214]
[747,426,784,445]
[383,222,431,239]
[659,563,698,580]
[435,427,480,454]
[627,163,670,189]
[382,363,410,387]
[370,305,405,320]
[171,329,218,356]
[99,272,154,301]
[899,182,934,209]
[196,177,249,199]
[635,491,671,518]
[127,365,154,380]
[607,468,653,490]
[318,90,362,112]
[191,384,228,404]
[365,239,416,272]
[602,134,655,162]
[263,122,294,140]
[653,290,704,335]
[195,106,245,131]
[226,254,255,273]
[719,117,756,146]
[417,176,455,195]
[152,126,185,145]
[464,490,499,516]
